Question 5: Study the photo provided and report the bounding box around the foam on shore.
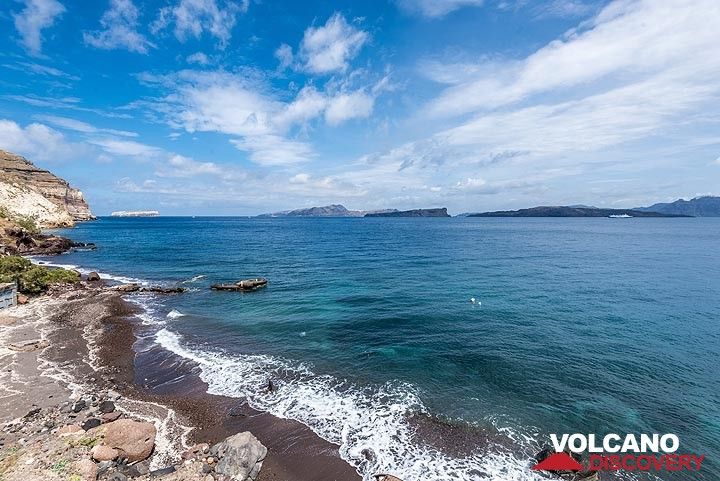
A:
[155,327,544,481]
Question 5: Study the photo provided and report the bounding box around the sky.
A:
[0,0,719,216]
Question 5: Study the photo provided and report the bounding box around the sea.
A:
[35,216,720,481]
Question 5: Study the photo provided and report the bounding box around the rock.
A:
[72,400,87,413]
[75,458,99,481]
[149,466,176,477]
[91,444,120,462]
[87,271,101,281]
[82,418,102,431]
[181,443,209,460]
[57,424,84,436]
[23,407,41,418]
[89,419,156,462]
[113,284,140,293]
[97,461,114,476]
[17,294,29,305]
[99,400,115,413]
[9,339,49,352]
[202,463,213,474]
[213,432,267,481]
[128,461,150,477]
[101,411,122,423]
[140,286,188,294]
[107,390,122,401]
[108,473,128,481]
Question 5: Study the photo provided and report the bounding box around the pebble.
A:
[99,400,116,413]
[82,418,102,431]
[72,400,87,413]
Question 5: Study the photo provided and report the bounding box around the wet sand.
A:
[37,286,361,481]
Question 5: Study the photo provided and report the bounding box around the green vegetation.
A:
[0,256,79,294]
[51,459,69,473]
[12,215,40,235]
[68,436,98,448]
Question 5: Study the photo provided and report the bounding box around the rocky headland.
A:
[0,150,94,228]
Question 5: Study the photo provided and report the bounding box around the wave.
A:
[181,275,206,283]
[167,309,185,319]
[155,328,543,481]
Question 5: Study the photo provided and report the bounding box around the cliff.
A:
[0,150,94,227]
[259,204,399,217]
[365,208,450,217]
[636,196,720,217]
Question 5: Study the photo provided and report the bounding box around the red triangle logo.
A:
[532,452,584,471]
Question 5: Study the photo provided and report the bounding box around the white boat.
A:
[608,214,633,218]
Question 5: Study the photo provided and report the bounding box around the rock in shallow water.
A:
[212,432,267,481]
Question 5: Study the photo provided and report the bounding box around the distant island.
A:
[258,204,398,217]
[467,206,688,217]
[635,196,720,217]
[365,208,450,217]
[110,210,160,217]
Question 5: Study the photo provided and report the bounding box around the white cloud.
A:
[0,119,85,161]
[4,62,78,81]
[156,154,244,179]
[230,135,314,166]
[35,115,137,137]
[88,138,161,158]
[299,13,368,74]
[186,52,210,65]
[274,43,293,70]
[324,90,375,125]
[151,0,247,48]
[426,0,720,117]
[396,0,484,18]
[84,0,155,54]
[12,0,65,55]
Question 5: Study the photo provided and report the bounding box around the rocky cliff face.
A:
[0,150,94,227]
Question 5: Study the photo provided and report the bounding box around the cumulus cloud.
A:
[274,43,293,70]
[0,119,85,161]
[395,0,484,18]
[151,0,247,48]
[84,0,155,54]
[186,52,210,65]
[230,135,315,166]
[12,0,65,56]
[324,90,375,125]
[299,13,368,74]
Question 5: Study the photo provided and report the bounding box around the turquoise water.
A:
[42,217,720,480]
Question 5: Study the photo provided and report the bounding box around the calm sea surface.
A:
[41,217,720,481]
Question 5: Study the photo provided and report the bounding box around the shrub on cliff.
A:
[0,256,79,294]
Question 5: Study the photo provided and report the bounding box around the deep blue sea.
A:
[38,217,720,481]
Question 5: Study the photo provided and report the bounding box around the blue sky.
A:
[1,0,719,215]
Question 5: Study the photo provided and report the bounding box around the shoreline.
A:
[0,282,361,481]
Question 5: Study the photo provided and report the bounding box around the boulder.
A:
[91,444,120,462]
[89,419,156,462]
[82,418,102,431]
[87,271,101,282]
[212,432,266,481]
[98,400,115,413]
[113,284,140,293]
[74,458,99,481]
[101,411,122,423]
[17,294,29,305]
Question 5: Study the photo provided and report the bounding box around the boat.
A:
[211,278,268,291]
[608,214,632,218]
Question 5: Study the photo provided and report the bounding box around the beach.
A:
[0,281,360,481]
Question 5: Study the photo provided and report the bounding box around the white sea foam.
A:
[27,257,148,285]
[167,309,185,319]
[155,328,545,481]
[182,275,206,283]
